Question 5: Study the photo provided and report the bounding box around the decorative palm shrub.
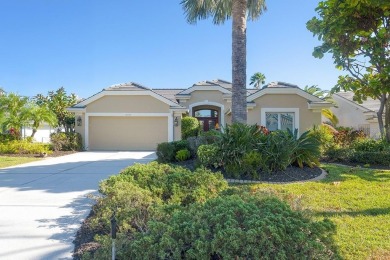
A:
[288,128,321,168]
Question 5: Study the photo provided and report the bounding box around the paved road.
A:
[0,151,156,260]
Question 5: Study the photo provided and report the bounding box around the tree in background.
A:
[181,0,266,124]
[249,72,266,89]
[26,103,58,138]
[307,0,390,141]
[0,93,30,138]
[35,87,78,132]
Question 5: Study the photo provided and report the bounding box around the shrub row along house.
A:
[68,79,333,151]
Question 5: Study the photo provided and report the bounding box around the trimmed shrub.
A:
[171,139,189,151]
[50,132,82,151]
[175,149,190,161]
[181,116,199,139]
[325,147,354,162]
[187,135,214,157]
[125,195,338,260]
[349,151,390,166]
[351,138,389,152]
[156,142,176,163]
[0,140,51,154]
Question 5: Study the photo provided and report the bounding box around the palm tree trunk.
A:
[232,0,247,124]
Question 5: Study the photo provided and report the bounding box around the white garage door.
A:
[89,116,168,150]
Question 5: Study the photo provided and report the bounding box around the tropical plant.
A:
[288,128,321,168]
[175,149,191,161]
[181,0,267,123]
[0,93,30,138]
[35,87,78,132]
[249,72,266,89]
[25,103,58,138]
[307,0,390,141]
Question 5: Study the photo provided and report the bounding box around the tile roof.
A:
[152,89,184,104]
[104,82,150,91]
[263,81,299,89]
[335,91,381,112]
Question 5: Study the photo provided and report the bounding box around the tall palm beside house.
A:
[181,0,266,123]
[26,103,58,138]
[304,85,339,126]
[249,72,266,89]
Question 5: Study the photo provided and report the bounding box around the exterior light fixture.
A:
[174,117,179,127]
[77,116,82,126]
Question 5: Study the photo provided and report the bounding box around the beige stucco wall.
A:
[74,113,86,149]
[173,112,182,141]
[248,94,321,134]
[331,95,381,137]
[181,90,231,127]
[86,95,170,113]
[89,116,168,150]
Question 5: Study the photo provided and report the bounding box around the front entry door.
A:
[194,109,219,132]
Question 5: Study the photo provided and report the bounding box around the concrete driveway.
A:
[0,151,156,260]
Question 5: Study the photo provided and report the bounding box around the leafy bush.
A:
[257,130,295,173]
[325,147,354,162]
[349,151,390,166]
[175,149,190,161]
[181,116,199,139]
[197,144,220,168]
[334,127,365,146]
[0,133,18,142]
[351,138,389,152]
[241,151,262,179]
[157,140,191,163]
[125,195,338,260]
[187,135,217,157]
[50,132,82,151]
[0,140,51,154]
[156,142,176,163]
[217,123,262,176]
[309,124,336,154]
[289,129,321,168]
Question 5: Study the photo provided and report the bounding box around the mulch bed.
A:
[174,159,323,183]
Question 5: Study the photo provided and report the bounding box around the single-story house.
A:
[68,80,332,151]
[21,123,57,143]
[330,92,382,138]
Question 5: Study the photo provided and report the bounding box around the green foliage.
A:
[249,72,266,89]
[197,144,220,168]
[217,123,262,176]
[0,133,18,142]
[50,132,82,151]
[92,162,228,237]
[35,87,78,132]
[309,124,336,154]
[241,151,262,179]
[181,116,199,139]
[325,147,354,162]
[156,142,176,163]
[257,130,295,173]
[351,138,389,152]
[289,129,321,168]
[175,149,190,161]
[334,127,366,146]
[0,93,30,138]
[186,135,217,157]
[157,140,190,163]
[125,195,338,259]
[25,103,58,138]
[307,0,390,141]
[350,151,390,166]
[0,140,51,154]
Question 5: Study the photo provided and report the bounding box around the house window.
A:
[265,112,294,131]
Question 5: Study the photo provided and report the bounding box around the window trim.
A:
[261,108,299,134]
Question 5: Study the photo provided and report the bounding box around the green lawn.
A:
[0,156,41,168]
[246,164,390,260]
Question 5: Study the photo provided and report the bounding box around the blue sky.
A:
[0,1,343,99]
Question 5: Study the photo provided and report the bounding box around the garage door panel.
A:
[89,117,168,150]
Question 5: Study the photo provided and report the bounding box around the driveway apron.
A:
[0,151,156,260]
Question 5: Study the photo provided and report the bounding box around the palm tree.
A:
[181,0,266,123]
[0,93,30,138]
[304,85,339,126]
[26,103,58,138]
[249,72,266,89]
